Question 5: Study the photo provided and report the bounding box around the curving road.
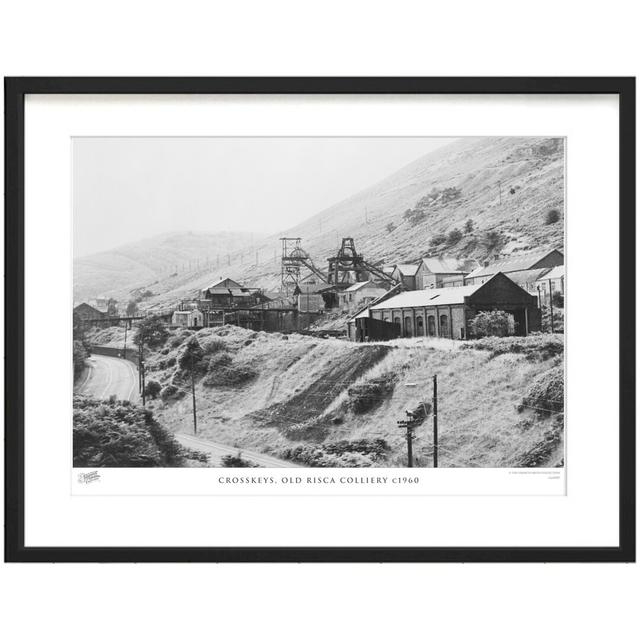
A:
[175,433,299,468]
[75,354,139,402]
[76,354,299,467]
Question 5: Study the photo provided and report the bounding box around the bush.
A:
[202,338,227,355]
[385,222,396,233]
[429,233,447,247]
[344,374,396,414]
[468,310,513,338]
[202,352,256,387]
[73,340,88,380]
[460,334,564,361]
[73,396,207,466]
[281,439,389,467]
[464,219,474,233]
[551,291,564,308]
[545,209,560,225]
[518,368,564,416]
[483,230,503,250]
[160,384,184,402]
[447,228,463,245]
[145,379,162,400]
[134,316,169,348]
[221,454,259,468]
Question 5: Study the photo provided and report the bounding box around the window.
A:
[427,315,436,336]
[439,314,449,338]
[404,316,413,337]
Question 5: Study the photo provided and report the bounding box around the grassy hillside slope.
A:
[76,136,564,311]
[93,325,564,468]
[73,230,261,303]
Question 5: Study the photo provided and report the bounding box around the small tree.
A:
[385,222,396,233]
[145,379,162,400]
[429,233,447,247]
[545,209,560,225]
[464,219,474,233]
[126,300,139,316]
[447,228,463,245]
[483,230,503,251]
[551,291,564,309]
[73,340,88,380]
[133,316,169,348]
[469,310,513,338]
[178,336,205,372]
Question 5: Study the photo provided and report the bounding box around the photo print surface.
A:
[72,136,565,470]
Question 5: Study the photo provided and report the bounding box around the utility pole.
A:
[548,279,555,334]
[123,324,128,360]
[432,374,438,468]
[139,341,146,406]
[397,412,418,467]
[190,351,197,434]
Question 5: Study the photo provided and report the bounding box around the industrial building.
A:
[352,272,541,341]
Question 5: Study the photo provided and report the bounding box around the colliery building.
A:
[352,272,541,341]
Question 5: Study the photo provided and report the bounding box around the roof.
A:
[394,263,421,277]
[466,250,563,280]
[173,310,194,316]
[344,280,384,293]
[202,277,243,291]
[370,282,486,310]
[422,256,465,274]
[506,268,553,286]
[74,302,104,314]
[541,265,565,280]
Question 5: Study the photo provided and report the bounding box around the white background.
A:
[1,1,638,639]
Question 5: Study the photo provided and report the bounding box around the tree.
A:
[126,300,139,316]
[178,336,205,372]
[106,298,118,316]
[133,316,169,348]
[545,209,560,225]
[468,310,513,338]
[464,219,474,233]
[483,230,503,251]
[447,228,463,245]
[145,379,162,400]
[73,340,88,380]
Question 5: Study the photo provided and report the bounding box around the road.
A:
[75,354,139,402]
[175,433,299,468]
[76,353,299,468]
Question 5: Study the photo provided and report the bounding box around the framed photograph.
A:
[5,77,635,562]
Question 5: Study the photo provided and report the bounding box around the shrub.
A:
[160,384,184,402]
[281,438,389,467]
[518,368,564,416]
[145,379,162,400]
[386,222,396,233]
[464,219,474,233]
[551,291,564,308]
[344,374,396,414]
[441,186,461,202]
[447,228,463,245]
[429,233,446,247]
[73,396,207,466]
[202,338,227,355]
[483,230,503,250]
[73,340,88,380]
[221,454,259,468]
[126,300,139,316]
[460,334,564,361]
[545,209,560,224]
[202,352,256,387]
[134,316,169,347]
[468,310,513,338]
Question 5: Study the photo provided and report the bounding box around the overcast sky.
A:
[73,137,455,257]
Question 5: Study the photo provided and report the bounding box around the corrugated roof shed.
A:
[467,250,562,279]
[394,263,421,276]
[371,282,485,310]
[541,265,565,280]
[422,256,465,274]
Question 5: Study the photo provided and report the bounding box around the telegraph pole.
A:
[123,323,128,360]
[139,341,146,406]
[397,412,417,467]
[432,374,438,468]
[190,352,197,434]
[548,278,555,334]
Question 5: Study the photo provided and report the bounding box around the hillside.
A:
[84,136,563,310]
[73,230,261,303]
[88,325,564,468]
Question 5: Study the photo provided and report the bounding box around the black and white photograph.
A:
[73,136,565,470]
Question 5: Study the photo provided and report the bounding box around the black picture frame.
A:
[4,77,635,563]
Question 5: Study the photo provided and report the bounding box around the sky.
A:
[73,137,455,257]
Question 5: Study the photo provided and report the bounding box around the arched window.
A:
[416,316,424,336]
[427,315,436,336]
[439,314,449,338]
[404,316,413,337]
